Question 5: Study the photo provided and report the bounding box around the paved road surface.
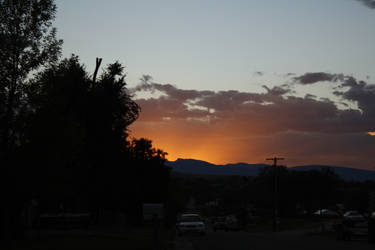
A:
[176,230,374,250]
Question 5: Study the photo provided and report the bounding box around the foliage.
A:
[0,0,62,155]
[0,0,171,236]
[170,167,373,217]
[18,56,170,225]
[0,0,63,240]
[129,138,170,202]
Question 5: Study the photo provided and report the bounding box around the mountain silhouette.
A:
[167,158,375,182]
[167,158,268,176]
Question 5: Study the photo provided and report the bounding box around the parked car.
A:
[39,212,90,229]
[176,213,206,236]
[212,216,227,231]
[334,220,368,240]
[224,214,241,231]
[313,209,340,217]
[343,211,365,222]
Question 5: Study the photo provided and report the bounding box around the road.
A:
[176,230,374,250]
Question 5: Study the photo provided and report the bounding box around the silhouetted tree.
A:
[86,60,140,218]
[24,56,141,216]
[0,0,62,157]
[0,0,62,240]
[129,138,169,201]
[24,56,173,226]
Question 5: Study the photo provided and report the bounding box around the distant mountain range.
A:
[166,158,375,182]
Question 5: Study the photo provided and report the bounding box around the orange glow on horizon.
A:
[129,123,245,164]
[148,138,226,164]
[129,122,374,169]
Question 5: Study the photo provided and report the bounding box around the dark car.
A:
[212,216,227,231]
[224,215,241,231]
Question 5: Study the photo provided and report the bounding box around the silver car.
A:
[343,211,365,221]
[176,214,206,236]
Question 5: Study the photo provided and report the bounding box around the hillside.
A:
[167,158,375,182]
[166,158,268,176]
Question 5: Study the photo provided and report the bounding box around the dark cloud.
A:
[319,97,334,103]
[339,102,349,107]
[293,72,344,84]
[340,76,359,88]
[262,85,292,96]
[305,94,317,99]
[254,71,263,76]
[335,77,375,117]
[356,0,375,9]
[293,73,375,118]
[140,74,153,84]
[134,82,213,102]
[333,90,344,96]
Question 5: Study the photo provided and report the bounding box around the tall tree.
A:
[0,0,62,157]
[25,56,141,215]
[0,0,62,240]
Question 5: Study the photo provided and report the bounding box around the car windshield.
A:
[180,215,201,222]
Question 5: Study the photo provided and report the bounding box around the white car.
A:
[313,209,340,217]
[343,211,365,221]
[176,213,206,236]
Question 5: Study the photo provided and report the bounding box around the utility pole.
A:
[266,157,284,232]
[93,57,102,83]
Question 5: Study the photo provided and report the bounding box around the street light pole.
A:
[266,157,284,232]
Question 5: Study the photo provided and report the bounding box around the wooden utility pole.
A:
[266,157,284,232]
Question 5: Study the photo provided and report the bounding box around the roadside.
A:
[3,226,175,250]
[174,220,374,250]
[177,230,374,250]
[174,237,194,250]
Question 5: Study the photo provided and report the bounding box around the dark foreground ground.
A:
[2,221,373,250]
[177,230,374,250]
[1,226,174,250]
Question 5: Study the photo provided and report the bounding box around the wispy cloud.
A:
[253,71,264,77]
[293,72,344,84]
[262,85,293,96]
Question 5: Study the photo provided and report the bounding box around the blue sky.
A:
[55,0,375,93]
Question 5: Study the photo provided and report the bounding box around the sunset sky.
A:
[55,0,375,169]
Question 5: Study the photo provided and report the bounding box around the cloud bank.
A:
[130,74,375,169]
